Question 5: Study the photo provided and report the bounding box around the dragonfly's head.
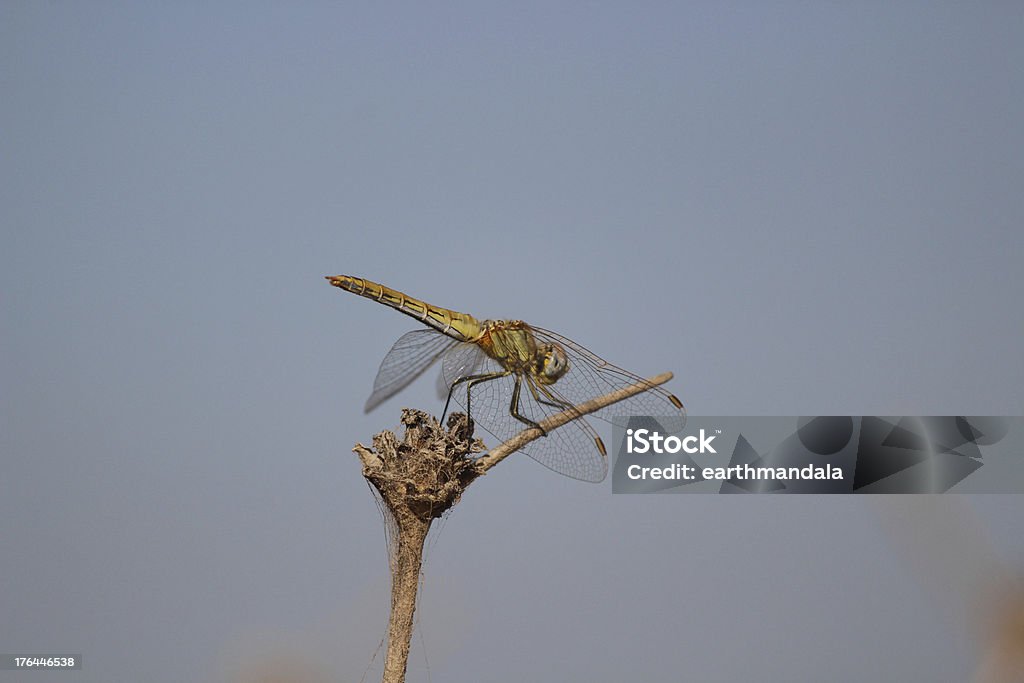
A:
[535,342,569,385]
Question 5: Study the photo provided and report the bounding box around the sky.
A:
[2,2,1023,682]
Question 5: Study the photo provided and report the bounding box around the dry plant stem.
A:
[382,516,429,683]
[353,412,482,683]
[352,372,673,683]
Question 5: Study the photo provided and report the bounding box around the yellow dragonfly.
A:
[327,275,686,482]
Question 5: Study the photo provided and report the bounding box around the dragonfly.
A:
[326,275,686,482]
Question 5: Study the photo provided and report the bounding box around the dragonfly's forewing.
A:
[364,329,458,413]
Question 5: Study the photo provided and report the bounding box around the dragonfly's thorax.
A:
[478,320,570,384]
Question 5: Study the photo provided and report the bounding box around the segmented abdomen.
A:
[326,275,482,342]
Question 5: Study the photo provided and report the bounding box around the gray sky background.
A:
[2,3,1022,682]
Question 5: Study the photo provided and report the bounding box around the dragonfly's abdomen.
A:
[326,275,482,342]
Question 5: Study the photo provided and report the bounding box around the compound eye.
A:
[541,344,569,380]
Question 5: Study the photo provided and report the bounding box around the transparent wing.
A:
[529,326,687,435]
[437,341,486,401]
[442,346,609,483]
[365,329,459,413]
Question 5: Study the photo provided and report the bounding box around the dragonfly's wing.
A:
[510,374,610,482]
[442,349,609,482]
[365,329,459,413]
[435,368,452,402]
[437,341,486,400]
[529,326,687,435]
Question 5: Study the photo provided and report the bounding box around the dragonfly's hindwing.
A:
[365,329,458,413]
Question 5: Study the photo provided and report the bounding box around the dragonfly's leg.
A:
[527,378,575,413]
[532,382,587,428]
[465,372,511,426]
[443,371,508,425]
[508,374,546,435]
